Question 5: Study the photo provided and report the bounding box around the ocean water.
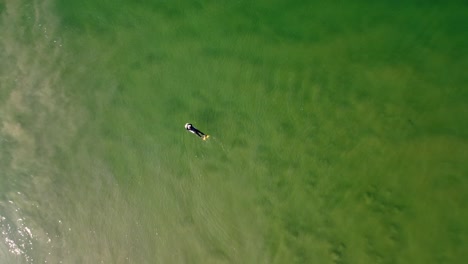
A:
[1,0,467,263]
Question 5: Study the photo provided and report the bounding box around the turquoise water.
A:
[1,0,467,263]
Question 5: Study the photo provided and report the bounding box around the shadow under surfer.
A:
[185,123,209,140]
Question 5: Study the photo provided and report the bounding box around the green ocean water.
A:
[1,0,467,263]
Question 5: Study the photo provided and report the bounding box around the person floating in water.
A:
[185,123,209,140]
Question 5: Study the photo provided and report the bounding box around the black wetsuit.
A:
[185,123,206,138]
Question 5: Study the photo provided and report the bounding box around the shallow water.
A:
[1,0,467,263]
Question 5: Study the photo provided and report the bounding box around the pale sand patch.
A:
[1,2,136,263]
